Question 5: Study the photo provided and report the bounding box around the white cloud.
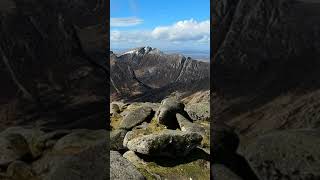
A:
[151,19,210,43]
[111,17,143,27]
[111,19,210,49]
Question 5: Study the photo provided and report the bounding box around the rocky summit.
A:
[110,98,210,179]
[212,0,320,179]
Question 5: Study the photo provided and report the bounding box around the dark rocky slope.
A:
[110,47,210,102]
[0,0,107,130]
[213,0,320,179]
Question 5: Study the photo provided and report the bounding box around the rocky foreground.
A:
[110,98,210,180]
[0,127,107,180]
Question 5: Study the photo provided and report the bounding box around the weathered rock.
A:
[110,151,145,180]
[176,113,210,148]
[185,102,210,121]
[123,149,211,180]
[125,129,202,158]
[119,107,153,130]
[212,164,243,180]
[123,151,147,166]
[243,129,320,180]
[7,161,38,180]
[156,98,186,129]
[32,129,108,180]
[176,113,205,133]
[0,133,30,167]
[111,129,127,150]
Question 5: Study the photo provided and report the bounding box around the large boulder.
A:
[176,113,210,148]
[110,151,145,180]
[119,107,153,130]
[125,129,202,158]
[243,129,320,180]
[32,129,108,180]
[156,98,187,129]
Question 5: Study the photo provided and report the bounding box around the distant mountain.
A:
[110,46,209,102]
[112,48,210,62]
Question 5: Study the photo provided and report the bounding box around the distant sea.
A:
[112,48,210,62]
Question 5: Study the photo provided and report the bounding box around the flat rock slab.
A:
[119,107,153,130]
[126,129,202,158]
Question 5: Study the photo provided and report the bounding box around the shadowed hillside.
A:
[212,0,320,179]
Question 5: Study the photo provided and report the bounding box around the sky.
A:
[110,0,210,52]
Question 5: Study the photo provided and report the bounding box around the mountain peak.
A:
[121,46,163,56]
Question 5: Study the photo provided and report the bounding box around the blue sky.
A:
[111,0,210,51]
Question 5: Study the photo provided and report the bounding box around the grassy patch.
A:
[137,159,210,180]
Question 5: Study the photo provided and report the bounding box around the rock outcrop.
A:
[110,98,210,179]
[0,127,108,180]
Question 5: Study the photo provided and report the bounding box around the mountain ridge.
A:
[110,46,210,102]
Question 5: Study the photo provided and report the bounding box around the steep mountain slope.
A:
[212,0,320,179]
[0,0,107,130]
[213,0,320,136]
[110,47,210,102]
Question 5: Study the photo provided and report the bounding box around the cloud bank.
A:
[111,19,210,49]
